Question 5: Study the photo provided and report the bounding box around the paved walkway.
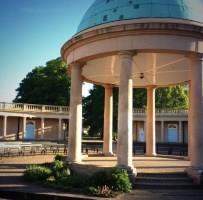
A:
[83,155,191,173]
[119,189,203,200]
[0,155,202,200]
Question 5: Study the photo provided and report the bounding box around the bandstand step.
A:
[134,172,196,190]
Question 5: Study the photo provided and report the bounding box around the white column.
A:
[3,116,7,139]
[58,118,62,141]
[190,54,203,168]
[144,120,146,142]
[179,121,182,143]
[186,54,203,184]
[22,117,26,139]
[161,121,164,143]
[103,85,113,155]
[146,86,156,156]
[117,52,136,174]
[68,63,83,163]
[41,118,45,139]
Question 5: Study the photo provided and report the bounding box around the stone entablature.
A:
[61,21,203,62]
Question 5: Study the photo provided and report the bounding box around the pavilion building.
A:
[0,102,188,144]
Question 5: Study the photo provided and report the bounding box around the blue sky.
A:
[0,0,94,102]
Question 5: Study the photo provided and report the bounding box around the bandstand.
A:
[61,0,203,183]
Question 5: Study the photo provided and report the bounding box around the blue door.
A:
[25,122,35,140]
[167,124,178,143]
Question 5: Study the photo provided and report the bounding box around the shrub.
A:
[90,170,111,187]
[24,164,131,197]
[111,168,132,192]
[54,154,63,161]
[90,168,132,193]
[24,165,52,182]
[88,185,113,197]
[52,160,70,179]
[57,174,88,189]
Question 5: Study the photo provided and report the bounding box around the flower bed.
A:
[24,155,132,198]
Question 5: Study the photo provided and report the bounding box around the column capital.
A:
[147,85,156,90]
[103,84,113,89]
[69,62,84,70]
[118,51,135,58]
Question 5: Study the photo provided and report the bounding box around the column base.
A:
[145,152,157,157]
[66,156,82,164]
[185,167,203,185]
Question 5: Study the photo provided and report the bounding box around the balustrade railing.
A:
[0,102,69,114]
[0,102,187,116]
[133,108,188,116]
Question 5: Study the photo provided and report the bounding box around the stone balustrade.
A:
[0,102,69,114]
[133,108,188,117]
[0,102,188,116]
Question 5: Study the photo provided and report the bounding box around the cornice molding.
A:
[61,22,203,62]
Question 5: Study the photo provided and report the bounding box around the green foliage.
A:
[83,85,105,137]
[156,86,188,109]
[90,168,132,193]
[24,163,131,197]
[52,160,64,178]
[51,160,70,179]
[24,165,52,182]
[57,174,88,189]
[133,88,147,108]
[110,168,132,192]
[90,170,110,187]
[14,58,70,106]
[54,154,63,161]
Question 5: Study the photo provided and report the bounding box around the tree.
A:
[14,58,70,106]
[156,86,188,109]
[83,85,105,137]
[83,86,120,137]
[83,85,188,137]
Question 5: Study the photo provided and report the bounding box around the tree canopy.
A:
[14,58,70,106]
[83,85,105,137]
[156,86,188,109]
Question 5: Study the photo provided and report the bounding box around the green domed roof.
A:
[77,0,203,33]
